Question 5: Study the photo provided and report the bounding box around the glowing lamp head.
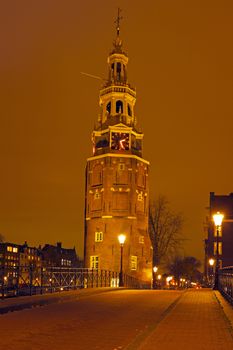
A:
[213,212,224,226]
[118,234,126,245]
[153,266,158,273]
[157,274,162,280]
[209,258,215,266]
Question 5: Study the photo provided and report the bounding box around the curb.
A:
[0,287,120,315]
[214,291,233,329]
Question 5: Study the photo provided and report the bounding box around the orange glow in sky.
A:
[0,1,233,261]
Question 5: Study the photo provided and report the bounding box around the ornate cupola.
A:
[92,10,143,158]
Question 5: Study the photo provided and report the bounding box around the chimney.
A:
[57,242,62,250]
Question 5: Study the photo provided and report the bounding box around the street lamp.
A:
[213,212,224,290]
[118,234,126,287]
[166,276,173,288]
[208,258,215,286]
[209,258,215,266]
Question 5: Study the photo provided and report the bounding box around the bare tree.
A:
[149,195,184,267]
[167,256,202,285]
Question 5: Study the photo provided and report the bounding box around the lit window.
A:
[7,246,13,252]
[95,231,103,242]
[139,236,144,244]
[61,259,68,266]
[94,192,100,200]
[214,242,222,255]
[90,256,99,269]
[131,256,137,270]
[214,226,222,237]
[13,247,18,253]
[219,242,222,255]
[137,193,143,201]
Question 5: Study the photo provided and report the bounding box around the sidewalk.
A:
[0,287,118,314]
[135,289,233,350]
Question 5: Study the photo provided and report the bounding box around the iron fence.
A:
[218,267,233,305]
[0,265,147,299]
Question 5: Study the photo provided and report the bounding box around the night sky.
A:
[0,0,233,262]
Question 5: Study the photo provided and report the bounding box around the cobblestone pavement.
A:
[0,289,232,350]
[136,290,233,350]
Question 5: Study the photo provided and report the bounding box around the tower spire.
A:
[113,8,123,53]
[115,8,123,37]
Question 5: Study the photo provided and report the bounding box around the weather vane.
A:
[114,8,123,36]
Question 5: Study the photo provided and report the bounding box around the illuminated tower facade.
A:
[84,15,152,284]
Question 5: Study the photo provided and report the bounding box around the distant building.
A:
[41,242,79,267]
[0,242,20,286]
[205,192,233,277]
[0,242,20,267]
[19,241,42,285]
[0,241,43,286]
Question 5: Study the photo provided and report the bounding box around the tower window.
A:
[90,256,99,269]
[138,193,143,201]
[128,104,132,116]
[118,163,125,171]
[116,100,123,114]
[95,231,103,242]
[130,256,137,270]
[139,236,144,244]
[117,62,121,80]
[94,192,100,199]
[106,102,111,114]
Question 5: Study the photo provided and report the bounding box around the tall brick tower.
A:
[84,13,152,284]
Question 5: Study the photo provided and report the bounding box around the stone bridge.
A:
[0,288,233,349]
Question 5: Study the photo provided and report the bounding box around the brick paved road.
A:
[0,289,232,350]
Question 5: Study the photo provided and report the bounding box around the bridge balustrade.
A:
[0,265,146,299]
[218,267,233,305]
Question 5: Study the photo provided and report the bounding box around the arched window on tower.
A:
[117,62,121,81]
[106,102,111,115]
[111,63,114,80]
[116,100,123,114]
[128,104,132,117]
[123,64,126,82]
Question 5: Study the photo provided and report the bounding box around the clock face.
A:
[111,132,130,150]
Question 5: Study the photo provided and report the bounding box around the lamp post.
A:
[213,212,224,290]
[153,266,158,289]
[208,258,215,287]
[118,234,126,287]
[157,274,162,289]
